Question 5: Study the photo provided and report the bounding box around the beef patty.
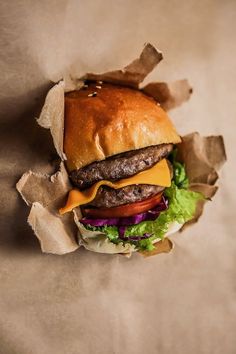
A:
[70,143,173,189]
[86,184,165,209]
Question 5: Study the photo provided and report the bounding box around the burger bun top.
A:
[64,83,181,171]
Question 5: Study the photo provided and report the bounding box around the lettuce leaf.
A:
[125,181,203,242]
[85,224,120,243]
[84,156,204,251]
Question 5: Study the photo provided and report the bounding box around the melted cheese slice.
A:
[59,158,171,214]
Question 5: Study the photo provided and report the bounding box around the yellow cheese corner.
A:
[60,158,171,215]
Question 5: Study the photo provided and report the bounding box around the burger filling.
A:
[60,146,203,251]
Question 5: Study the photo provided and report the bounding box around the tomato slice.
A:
[82,192,163,218]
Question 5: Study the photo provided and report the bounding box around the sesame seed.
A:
[96,85,102,89]
[83,84,88,88]
[157,102,161,106]
[98,80,103,84]
[88,92,97,97]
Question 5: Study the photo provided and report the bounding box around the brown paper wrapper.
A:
[82,43,163,88]
[16,163,79,254]
[142,80,192,111]
[16,43,226,256]
[177,133,226,185]
[140,238,174,257]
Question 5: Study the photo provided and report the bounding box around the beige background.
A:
[0,1,235,353]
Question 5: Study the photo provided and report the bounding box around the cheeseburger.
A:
[60,82,202,251]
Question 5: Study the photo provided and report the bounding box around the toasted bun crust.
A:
[64,83,181,171]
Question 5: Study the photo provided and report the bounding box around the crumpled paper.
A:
[16,43,226,256]
[177,133,226,229]
[142,80,192,111]
[82,43,163,88]
[16,163,78,254]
